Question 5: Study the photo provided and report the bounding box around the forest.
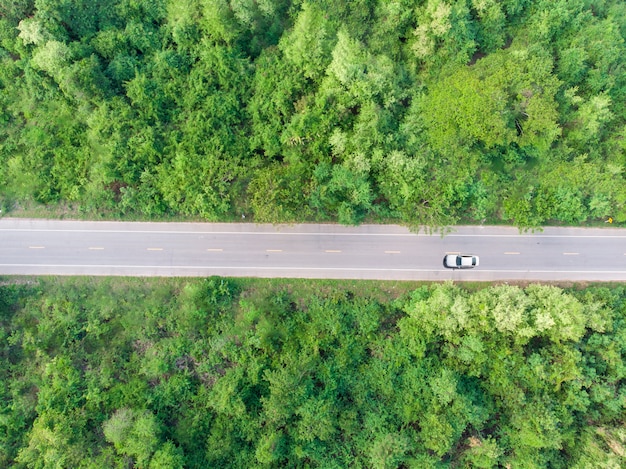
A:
[2,2,626,468]
[1,0,626,229]
[0,277,624,467]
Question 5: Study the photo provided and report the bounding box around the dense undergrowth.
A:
[1,277,625,467]
[1,0,626,229]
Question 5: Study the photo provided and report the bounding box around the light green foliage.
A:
[103,408,161,467]
[474,284,532,335]
[327,28,368,89]
[411,0,477,68]
[197,0,241,45]
[368,432,410,469]
[397,281,618,462]
[412,0,454,60]
[280,2,333,81]
[310,163,374,224]
[247,163,310,222]
[471,0,507,52]
[461,436,502,468]
[374,147,467,231]
[156,149,233,219]
[166,0,201,49]
[368,0,415,57]
[248,46,305,158]
[254,430,285,464]
[525,284,586,342]
[425,65,515,149]
[200,0,289,54]
[17,18,48,46]
[149,442,185,469]
[422,44,561,152]
[31,40,72,80]
[568,93,615,144]
[15,410,87,469]
[526,0,586,43]
[570,427,626,469]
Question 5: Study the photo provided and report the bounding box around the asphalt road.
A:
[1,218,625,281]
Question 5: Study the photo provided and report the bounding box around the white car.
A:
[443,254,479,269]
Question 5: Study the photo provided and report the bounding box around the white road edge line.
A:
[4,228,626,239]
[2,264,626,274]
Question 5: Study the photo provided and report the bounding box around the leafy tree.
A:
[248,46,305,158]
[367,0,415,58]
[30,40,72,80]
[460,436,502,468]
[247,163,311,222]
[279,2,334,81]
[15,410,87,469]
[410,0,477,69]
[103,408,161,467]
[421,44,561,153]
[310,163,374,224]
[149,441,185,469]
[0,0,34,24]
[327,28,368,87]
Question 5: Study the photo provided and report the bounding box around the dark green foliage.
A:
[2,0,626,227]
[0,277,625,467]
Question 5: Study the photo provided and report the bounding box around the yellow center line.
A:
[385,250,401,254]
[325,250,342,253]
[563,252,579,255]
[207,248,223,252]
[266,249,283,252]
[88,247,104,250]
[504,251,520,255]
[29,246,45,249]
[147,248,163,251]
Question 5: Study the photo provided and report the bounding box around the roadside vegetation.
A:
[1,0,626,229]
[1,276,625,467]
